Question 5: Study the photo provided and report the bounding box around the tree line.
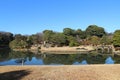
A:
[0,25,120,49]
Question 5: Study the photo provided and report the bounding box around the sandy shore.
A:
[13,46,95,53]
[0,64,120,80]
[41,46,95,52]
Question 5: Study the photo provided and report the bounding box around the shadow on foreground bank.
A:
[0,70,31,80]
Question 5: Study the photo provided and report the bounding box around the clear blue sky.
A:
[0,0,120,35]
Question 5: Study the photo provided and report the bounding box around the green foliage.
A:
[0,25,115,48]
[113,30,120,47]
[100,35,112,45]
[89,36,100,45]
[86,25,106,37]
[15,34,27,41]
[51,33,67,46]
[0,32,13,46]
[28,33,43,45]
[9,34,30,49]
[63,28,75,36]
[43,30,55,42]
[9,40,28,49]
[67,36,79,47]
[63,29,78,46]
[69,41,79,47]
[75,29,86,39]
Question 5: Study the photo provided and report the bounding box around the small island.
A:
[1,25,120,54]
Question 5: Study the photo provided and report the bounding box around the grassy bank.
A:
[41,46,95,52]
[0,65,120,80]
[11,46,95,54]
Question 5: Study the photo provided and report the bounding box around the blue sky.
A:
[0,0,120,35]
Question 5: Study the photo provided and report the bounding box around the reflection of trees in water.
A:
[113,54,120,64]
[86,54,107,64]
[42,54,88,65]
[42,54,76,65]
[0,50,34,63]
[0,48,11,62]
[34,54,43,60]
[9,51,34,64]
[105,56,114,64]
[15,58,26,65]
[42,53,120,65]
[75,53,116,64]
[1,50,120,65]
[97,48,113,54]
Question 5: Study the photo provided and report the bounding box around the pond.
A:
[0,49,120,65]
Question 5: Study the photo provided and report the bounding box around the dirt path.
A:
[0,65,120,80]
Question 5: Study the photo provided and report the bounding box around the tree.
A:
[100,35,112,45]
[9,40,28,49]
[51,33,67,46]
[89,36,100,45]
[86,25,106,37]
[75,29,86,39]
[113,30,120,47]
[43,30,55,43]
[63,28,75,36]
[67,36,79,47]
[14,34,27,41]
[36,33,43,44]
[0,32,13,46]
[28,33,43,45]
[9,34,29,49]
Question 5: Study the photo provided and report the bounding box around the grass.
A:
[0,65,120,80]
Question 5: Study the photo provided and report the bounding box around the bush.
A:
[9,40,28,49]
[69,41,79,47]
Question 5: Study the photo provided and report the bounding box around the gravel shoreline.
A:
[0,64,120,80]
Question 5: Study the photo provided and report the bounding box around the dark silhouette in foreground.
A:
[0,70,31,80]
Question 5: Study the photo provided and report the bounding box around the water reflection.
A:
[81,60,87,64]
[73,60,87,65]
[15,58,26,65]
[0,48,11,62]
[105,56,115,64]
[0,50,120,65]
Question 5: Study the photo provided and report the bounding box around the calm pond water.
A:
[0,49,120,65]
